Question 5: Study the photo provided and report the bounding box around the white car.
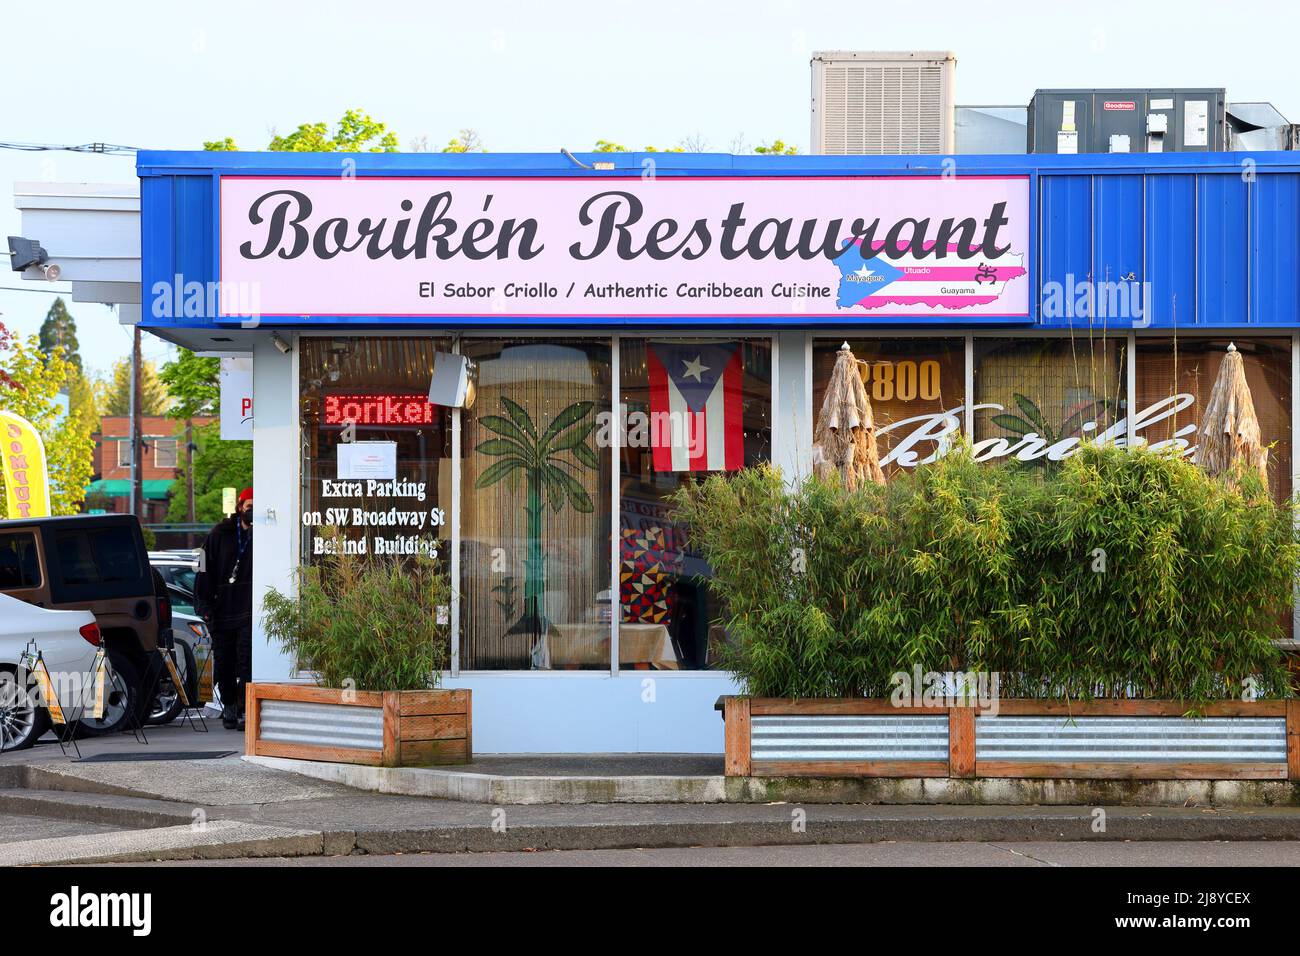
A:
[0,593,102,751]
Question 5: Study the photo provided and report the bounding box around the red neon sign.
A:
[323,393,438,427]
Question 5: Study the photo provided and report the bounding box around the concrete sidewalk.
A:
[2,751,1300,864]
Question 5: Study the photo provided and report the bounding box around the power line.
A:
[0,284,75,295]
[0,141,138,154]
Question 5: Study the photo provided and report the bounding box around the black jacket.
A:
[194,515,253,629]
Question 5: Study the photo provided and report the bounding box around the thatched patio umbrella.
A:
[813,342,885,488]
[1198,342,1269,488]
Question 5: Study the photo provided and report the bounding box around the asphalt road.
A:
[137,840,1300,866]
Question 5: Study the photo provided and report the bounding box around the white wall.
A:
[774,330,813,484]
[250,335,299,683]
[440,672,740,753]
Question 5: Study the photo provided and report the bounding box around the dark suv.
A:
[0,514,165,734]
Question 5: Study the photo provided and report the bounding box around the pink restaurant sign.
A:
[218,175,1030,320]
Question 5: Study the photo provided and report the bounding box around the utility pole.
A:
[186,417,196,546]
[130,325,144,520]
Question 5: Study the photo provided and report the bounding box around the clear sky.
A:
[2,0,1297,376]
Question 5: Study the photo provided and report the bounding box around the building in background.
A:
[85,415,213,524]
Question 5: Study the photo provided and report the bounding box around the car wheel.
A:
[73,653,142,738]
[147,640,196,726]
[0,666,51,752]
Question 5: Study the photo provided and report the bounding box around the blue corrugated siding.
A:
[1144,174,1196,327]
[1038,175,1090,322]
[136,150,1300,331]
[1197,175,1251,325]
[1092,175,1143,292]
[1251,173,1300,327]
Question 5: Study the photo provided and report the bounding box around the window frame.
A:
[153,437,179,470]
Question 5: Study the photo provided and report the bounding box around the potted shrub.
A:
[678,446,1300,781]
[253,530,469,766]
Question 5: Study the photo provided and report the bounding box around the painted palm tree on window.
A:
[475,396,598,639]
[991,393,1120,465]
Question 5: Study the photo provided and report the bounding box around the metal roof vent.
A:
[811,51,956,155]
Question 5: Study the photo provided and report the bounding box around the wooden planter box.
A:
[722,697,1300,781]
[245,683,471,767]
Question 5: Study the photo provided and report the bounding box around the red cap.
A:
[238,487,253,503]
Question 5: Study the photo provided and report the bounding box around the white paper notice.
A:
[1184,100,1209,147]
[338,441,397,480]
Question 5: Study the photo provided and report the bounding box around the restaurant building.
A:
[133,148,1300,752]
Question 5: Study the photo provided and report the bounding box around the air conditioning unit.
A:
[811,51,956,155]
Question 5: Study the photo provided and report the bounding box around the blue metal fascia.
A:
[136,150,1300,333]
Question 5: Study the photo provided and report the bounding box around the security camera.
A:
[271,333,292,354]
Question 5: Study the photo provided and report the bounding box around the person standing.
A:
[194,488,254,730]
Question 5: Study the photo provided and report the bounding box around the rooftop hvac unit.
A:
[811,51,956,155]
[1028,88,1227,153]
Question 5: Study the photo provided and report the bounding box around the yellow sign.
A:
[90,649,106,720]
[160,649,190,708]
[28,655,65,725]
[0,410,51,518]
[222,486,237,516]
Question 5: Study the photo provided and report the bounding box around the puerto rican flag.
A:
[646,342,744,472]
[835,240,1027,311]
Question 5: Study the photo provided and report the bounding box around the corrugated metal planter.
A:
[721,698,1300,781]
[246,684,471,767]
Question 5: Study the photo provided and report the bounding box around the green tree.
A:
[160,348,251,524]
[593,139,684,153]
[441,129,486,153]
[159,348,219,419]
[754,139,799,155]
[167,421,253,524]
[39,298,81,371]
[0,334,96,515]
[206,109,399,153]
[98,357,168,416]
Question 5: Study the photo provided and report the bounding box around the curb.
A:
[727,776,1300,807]
[342,811,1300,855]
[243,755,1300,807]
[243,755,728,804]
[3,784,1299,862]
[0,789,194,830]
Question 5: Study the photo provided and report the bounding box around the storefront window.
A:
[812,338,966,475]
[973,337,1126,467]
[618,338,772,670]
[1135,337,1292,502]
[299,336,452,563]
[298,337,454,671]
[460,338,612,670]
